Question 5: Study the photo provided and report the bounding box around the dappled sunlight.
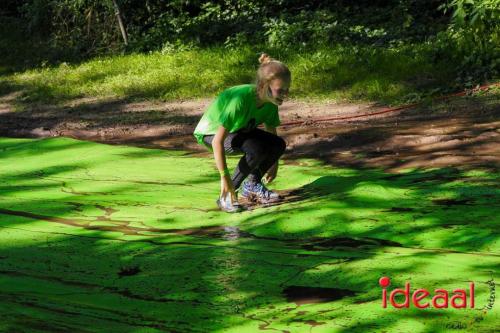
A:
[0,137,498,332]
[1,1,498,330]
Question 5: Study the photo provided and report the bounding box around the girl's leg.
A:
[203,129,286,189]
[203,133,238,153]
[231,129,286,189]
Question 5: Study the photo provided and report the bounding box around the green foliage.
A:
[3,0,498,93]
[130,0,267,51]
[439,0,500,85]
[445,0,499,28]
[20,0,121,56]
[17,1,449,53]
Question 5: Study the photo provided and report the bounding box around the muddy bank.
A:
[1,91,499,171]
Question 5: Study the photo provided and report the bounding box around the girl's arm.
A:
[213,126,237,201]
[213,126,229,175]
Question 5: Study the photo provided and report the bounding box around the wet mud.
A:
[118,266,141,278]
[283,286,357,305]
[432,198,474,206]
[385,207,415,212]
[298,237,402,251]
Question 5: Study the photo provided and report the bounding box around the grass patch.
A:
[0,16,483,107]
[3,44,462,106]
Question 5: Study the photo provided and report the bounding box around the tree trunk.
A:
[112,0,128,46]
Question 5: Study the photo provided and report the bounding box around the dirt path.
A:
[1,90,499,171]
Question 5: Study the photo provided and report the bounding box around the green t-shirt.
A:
[193,84,280,146]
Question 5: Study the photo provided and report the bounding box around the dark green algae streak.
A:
[0,137,498,332]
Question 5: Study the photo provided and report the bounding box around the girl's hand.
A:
[220,174,238,203]
[264,163,278,183]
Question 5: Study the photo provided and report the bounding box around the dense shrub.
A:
[17,0,448,51]
[438,0,499,85]
[19,0,121,56]
[6,0,499,83]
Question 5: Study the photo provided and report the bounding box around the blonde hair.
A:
[256,53,291,93]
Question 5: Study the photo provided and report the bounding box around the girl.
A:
[194,53,291,212]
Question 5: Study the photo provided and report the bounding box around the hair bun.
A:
[258,53,272,64]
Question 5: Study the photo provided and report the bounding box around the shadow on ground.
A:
[0,137,498,332]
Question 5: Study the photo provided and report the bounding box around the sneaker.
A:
[216,195,243,213]
[240,180,281,204]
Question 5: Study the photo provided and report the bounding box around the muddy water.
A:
[1,137,498,333]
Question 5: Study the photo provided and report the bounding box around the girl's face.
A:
[265,78,290,106]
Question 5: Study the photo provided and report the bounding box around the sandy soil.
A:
[0,90,498,171]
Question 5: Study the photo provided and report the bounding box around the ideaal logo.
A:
[379,277,475,309]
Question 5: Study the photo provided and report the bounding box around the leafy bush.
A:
[17,0,450,53]
[20,0,122,56]
[7,0,499,85]
[439,0,500,84]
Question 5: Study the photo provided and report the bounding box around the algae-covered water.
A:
[0,137,498,332]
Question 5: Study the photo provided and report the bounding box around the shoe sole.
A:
[240,192,281,204]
